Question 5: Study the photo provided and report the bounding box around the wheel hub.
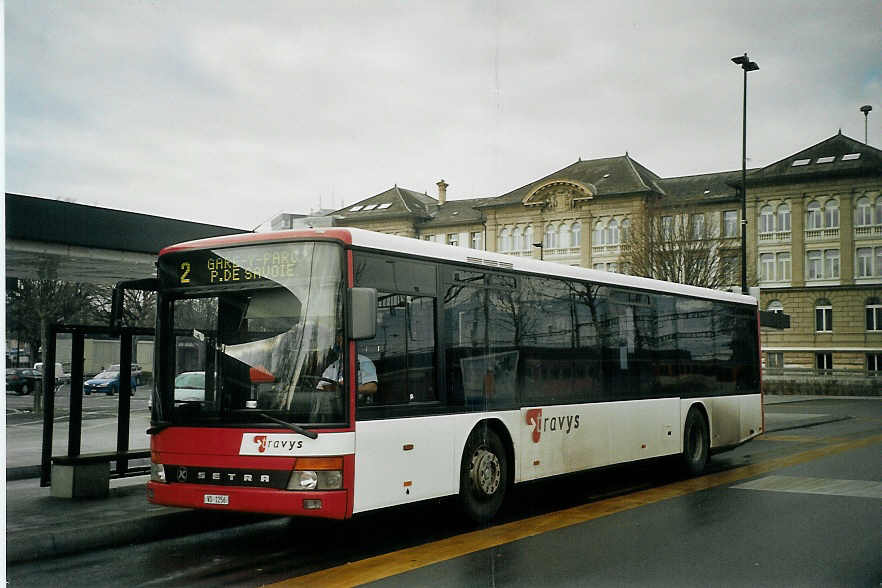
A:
[470,448,501,496]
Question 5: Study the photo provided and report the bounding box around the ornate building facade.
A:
[319,133,881,391]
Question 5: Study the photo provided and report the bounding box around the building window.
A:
[767,300,784,314]
[594,221,605,245]
[498,228,510,253]
[691,213,705,239]
[470,231,483,250]
[722,210,738,237]
[877,247,882,276]
[662,216,674,239]
[876,196,882,225]
[621,219,630,241]
[607,220,619,245]
[777,252,791,281]
[824,249,840,279]
[767,352,783,369]
[607,262,618,273]
[512,227,522,251]
[759,253,775,282]
[559,224,571,249]
[856,247,873,277]
[571,222,581,247]
[524,226,533,251]
[867,298,882,331]
[759,206,774,234]
[721,254,739,281]
[592,263,604,271]
[447,233,459,247]
[806,201,822,230]
[868,353,882,375]
[545,224,558,249]
[815,299,832,332]
[777,204,791,232]
[824,199,839,228]
[855,197,872,226]
[816,352,833,373]
[806,250,822,279]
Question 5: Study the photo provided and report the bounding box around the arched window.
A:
[512,227,522,252]
[759,205,774,234]
[621,218,630,241]
[607,220,620,245]
[559,223,571,249]
[815,298,832,332]
[876,196,882,225]
[571,222,582,248]
[498,228,510,253]
[806,201,822,230]
[594,221,605,246]
[824,199,839,228]
[777,204,791,232]
[855,197,872,226]
[524,226,534,251]
[866,297,882,331]
[545,224,557,249]
[767,300,784,314]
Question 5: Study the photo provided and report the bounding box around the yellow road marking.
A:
[266,433,882,588]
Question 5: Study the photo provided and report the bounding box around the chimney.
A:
[436,179,448,205]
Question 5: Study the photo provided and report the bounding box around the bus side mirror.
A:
[349,288,377,340]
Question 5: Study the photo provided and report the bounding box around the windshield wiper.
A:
[258,412,318,439]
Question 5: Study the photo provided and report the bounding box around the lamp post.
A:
[732,52,759,295]
[533,242,544,260]
[860,105,872,144]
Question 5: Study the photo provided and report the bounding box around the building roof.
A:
[478,154,664,208]
[329,186,437,221]
[657,169,751,206]
[747,132,882,185]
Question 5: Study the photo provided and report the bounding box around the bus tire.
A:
[459,426,508,524]
[681,406,709,476]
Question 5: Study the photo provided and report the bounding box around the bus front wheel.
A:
[681,407,709,476]
[459,426,508,523]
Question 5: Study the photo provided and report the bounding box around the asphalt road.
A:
[6,398,881,587]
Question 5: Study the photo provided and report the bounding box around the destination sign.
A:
[159,245,304,288]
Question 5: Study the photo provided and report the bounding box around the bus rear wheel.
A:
[681,407,709,476]
[459,426,508,524]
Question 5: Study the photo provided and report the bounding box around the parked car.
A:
[110,363,144,384]
[6,368,42,395]
[33,362,70,384]
[84,370,137,396]
[148,371,204,410]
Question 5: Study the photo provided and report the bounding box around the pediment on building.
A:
[522,179,595,209]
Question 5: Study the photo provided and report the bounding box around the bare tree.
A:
[6,262,93,413]
[620,204,740,289]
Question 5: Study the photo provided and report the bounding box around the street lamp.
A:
[533,242,544,260]
[860,105,872,144]
[732,52,759,295]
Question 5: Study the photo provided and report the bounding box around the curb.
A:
[6,508,274,564]
[763,415,852,433]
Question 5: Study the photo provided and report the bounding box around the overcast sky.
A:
[6,1,881,229]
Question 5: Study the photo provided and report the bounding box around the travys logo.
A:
[525,408,580,443]
[254,435,268,453]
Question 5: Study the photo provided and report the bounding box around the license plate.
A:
[203,494,229,505]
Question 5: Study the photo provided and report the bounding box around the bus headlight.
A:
[151,462,167,483]
[287,457,344,491]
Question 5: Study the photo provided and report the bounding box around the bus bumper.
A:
[147,481,349,519]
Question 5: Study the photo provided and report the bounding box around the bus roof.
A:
[159,227,756,306]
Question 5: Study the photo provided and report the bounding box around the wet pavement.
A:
[4,395,878,568]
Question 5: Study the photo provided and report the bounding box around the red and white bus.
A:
[147,228,762,522]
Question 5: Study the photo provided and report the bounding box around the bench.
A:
[51,450,151,498]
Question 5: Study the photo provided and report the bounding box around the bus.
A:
[147,227,762,522]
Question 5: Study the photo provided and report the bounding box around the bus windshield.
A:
[156,241,345,427]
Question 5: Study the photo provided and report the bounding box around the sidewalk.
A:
[5,395,876,564]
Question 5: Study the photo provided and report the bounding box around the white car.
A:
[148,372,205,410]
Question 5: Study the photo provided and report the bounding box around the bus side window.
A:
[358,292,436,406]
